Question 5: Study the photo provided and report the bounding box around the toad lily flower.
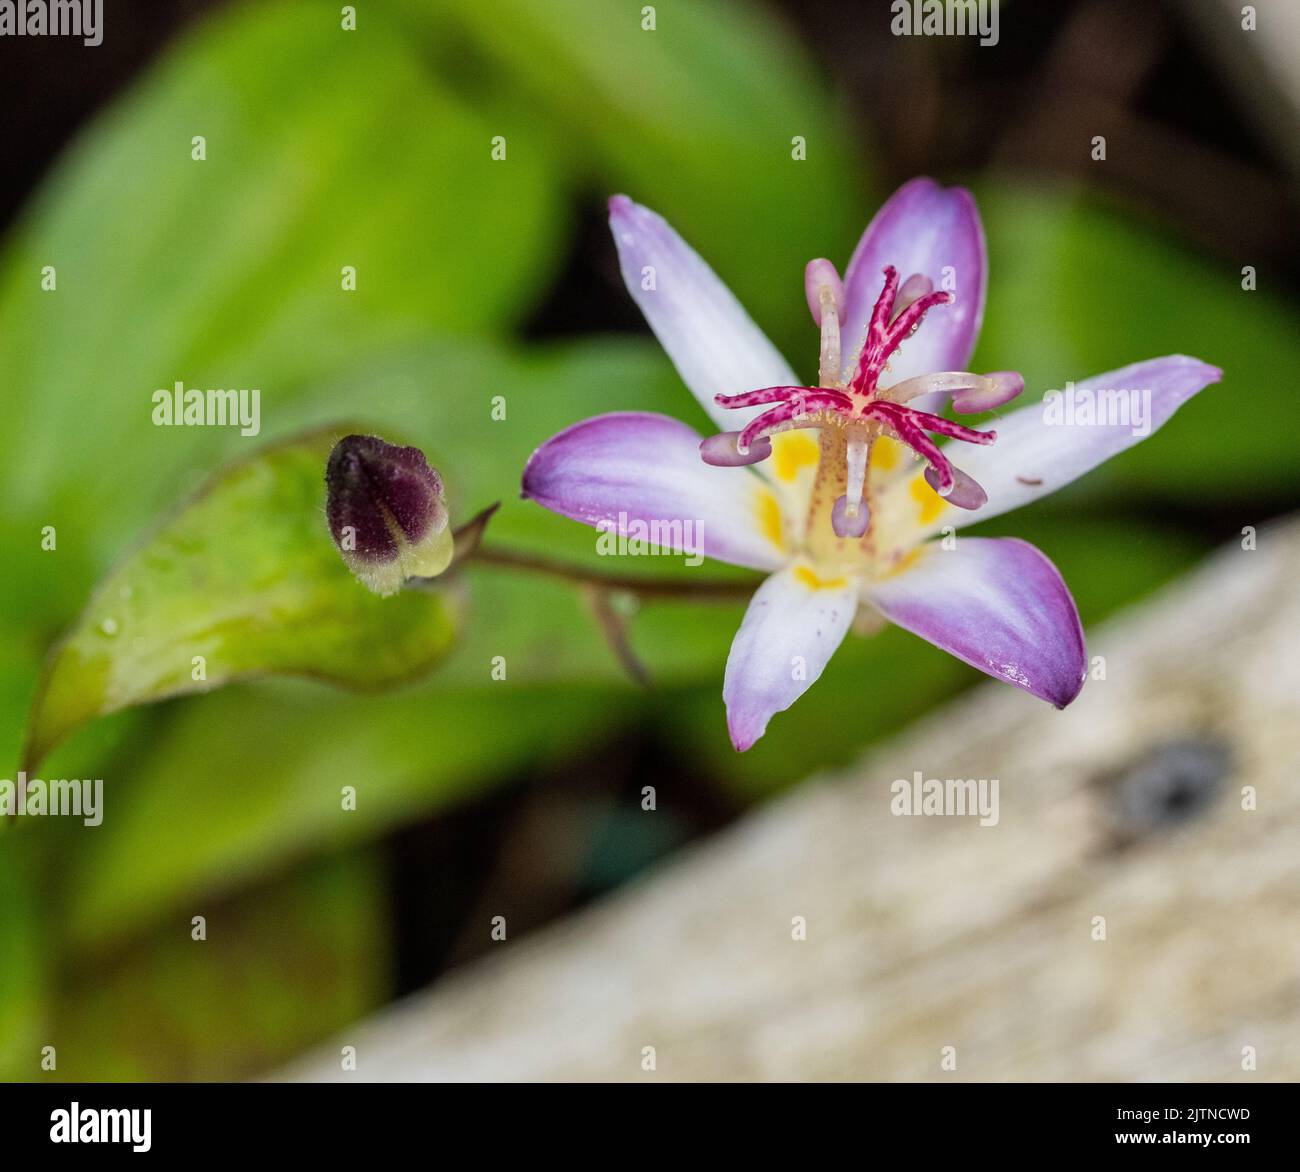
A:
[521,179,1221,750]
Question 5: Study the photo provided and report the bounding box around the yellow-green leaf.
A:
[22,426,458,771]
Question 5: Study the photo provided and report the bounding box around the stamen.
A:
[737,390,851,451]
[819,294,841,386]
[877,370,1025,414]
[951,371,1024,414]
[829,429,871,538]
[708,263,1008,543]
[844,431,868,515]
[832,495,870,538]
[804,259,845,326]
[924,462,988,509]
[890,272,933,323]
[879,371,988,405]
[805,260,845,386]
[700,431,772,466]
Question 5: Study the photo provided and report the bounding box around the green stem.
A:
[407,502,757,602]
[465,545,756,601]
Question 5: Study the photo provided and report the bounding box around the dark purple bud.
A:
[325,434,452,595]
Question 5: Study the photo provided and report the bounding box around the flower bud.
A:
[325,434,452,596]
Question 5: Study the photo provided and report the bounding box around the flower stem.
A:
[405,503,757,602]
[464,545,756,600]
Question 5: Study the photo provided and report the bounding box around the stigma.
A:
[702,261,1025,538]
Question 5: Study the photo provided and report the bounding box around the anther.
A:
[951,371,1024,414]
[924,462,988,510]
[890,272,933,324]
[831,495,871,538]
[700,431,772,467]
[806,259,845,386]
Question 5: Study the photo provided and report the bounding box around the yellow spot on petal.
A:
[771,431,819,482]
[794,564,848,590]
[870,435,901,472]
[910,474,946,525]
[879,546,926,579]
[757,490,786,551]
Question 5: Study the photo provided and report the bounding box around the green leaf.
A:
[0,841,43,1078]
[66,682,632,946]
[49,849,389,1080]
[975,179,1299,499]
[15,339,705,945]
[0,0,562,588]
[0,0,563,770]
[23,427,457,771]
[424,0,872,363]
[268,336,765,688]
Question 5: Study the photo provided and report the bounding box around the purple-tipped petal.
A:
[841,178,986,389]
[724,564,860,750]
[952,371,1024,413]
[937,355,1223,532]
[700,431,773,467]
[866,538,1086,707]
[522,411,786,571]
[608,195,798,432]
[924,462,988,510]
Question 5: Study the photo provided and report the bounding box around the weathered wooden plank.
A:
[276,521,1300,1081]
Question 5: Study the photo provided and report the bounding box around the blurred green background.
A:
[0,0,1296,1079]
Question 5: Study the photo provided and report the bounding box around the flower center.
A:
[702,261,1024,573]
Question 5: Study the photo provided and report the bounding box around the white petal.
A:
[608,195,800,433]
[723,563,859,750]
[873,355,1222,545]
